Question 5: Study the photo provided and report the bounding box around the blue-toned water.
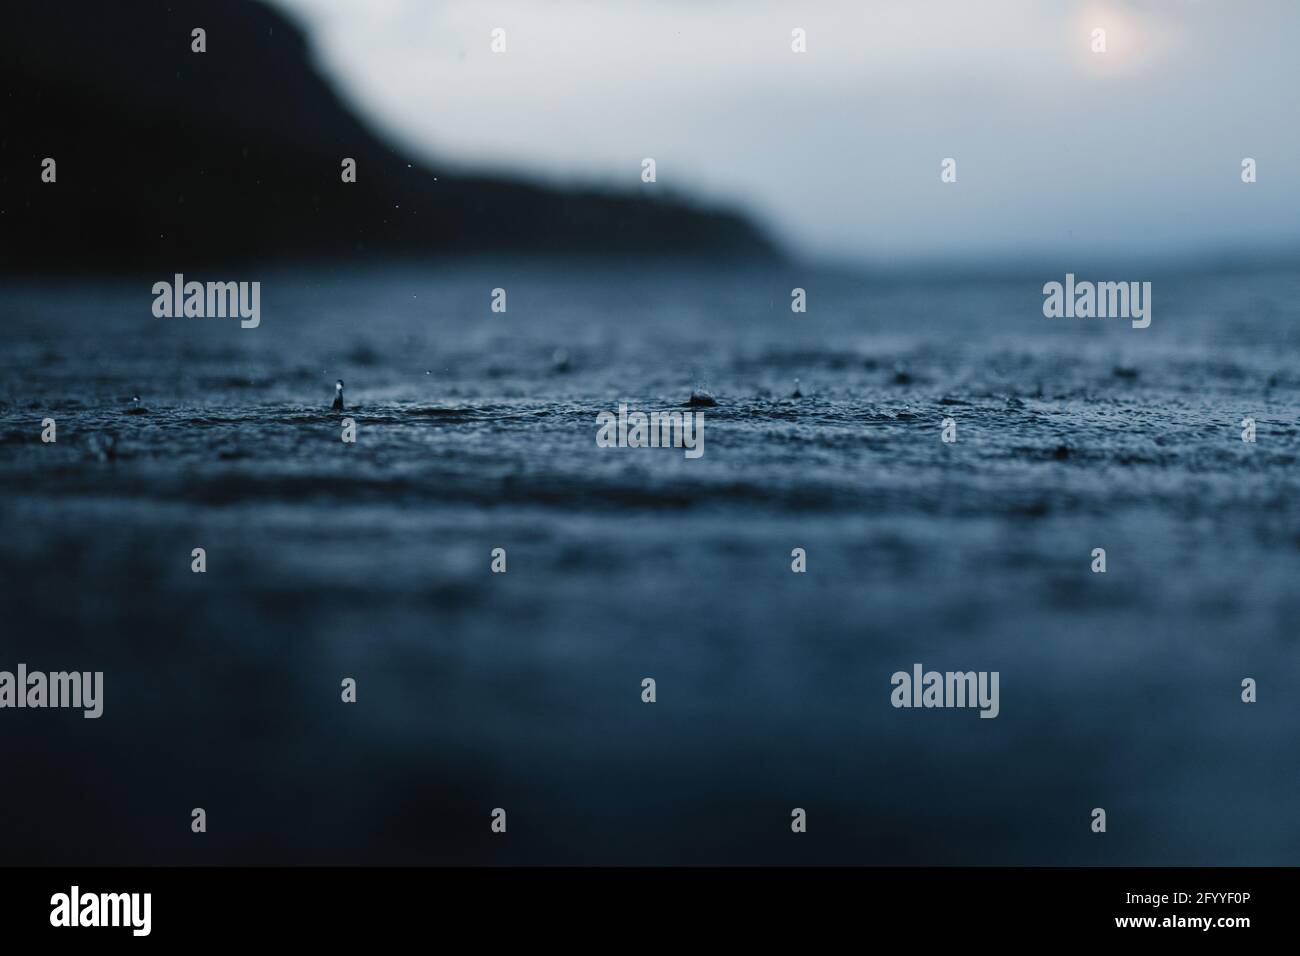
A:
[1,259,1298,864]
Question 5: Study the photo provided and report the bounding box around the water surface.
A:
[1,260,1297,864]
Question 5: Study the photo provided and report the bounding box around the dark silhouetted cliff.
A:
[0,0,779,271]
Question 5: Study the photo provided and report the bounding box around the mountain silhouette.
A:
[0,0,778,271]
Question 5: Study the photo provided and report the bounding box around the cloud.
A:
[274,0,1300,261]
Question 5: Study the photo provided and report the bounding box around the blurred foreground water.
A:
[1,259,1298,864]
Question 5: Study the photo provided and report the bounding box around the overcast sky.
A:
[273,0,1300,263]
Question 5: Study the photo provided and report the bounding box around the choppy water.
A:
[1,259,1298,864]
